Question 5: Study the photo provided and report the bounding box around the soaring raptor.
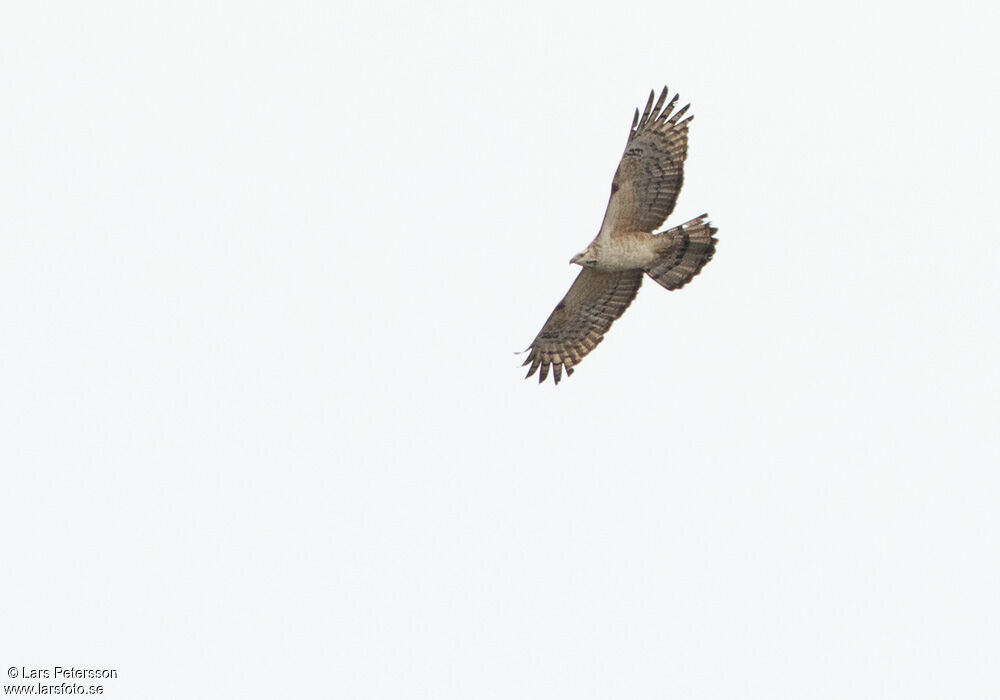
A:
[522,85,717,384]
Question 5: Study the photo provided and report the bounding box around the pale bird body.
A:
[573,231,673,271]
[523,84,718,384]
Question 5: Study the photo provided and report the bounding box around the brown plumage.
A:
[523,85,718,384]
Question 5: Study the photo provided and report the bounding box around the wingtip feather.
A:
[638,90,655,127]
[651,87,669,119]
[670,103,691,123]
[655,94,680,126]
[524,352,541,379]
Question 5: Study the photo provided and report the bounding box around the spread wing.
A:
[523,269,643,384]
[596,86,693,239]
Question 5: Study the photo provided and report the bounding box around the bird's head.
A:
[570,248,598,267]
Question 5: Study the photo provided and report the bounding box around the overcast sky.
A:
[2,1,998,698]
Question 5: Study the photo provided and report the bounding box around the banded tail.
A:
[645,214,717,290]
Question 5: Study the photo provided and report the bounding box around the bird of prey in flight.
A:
[522,85,717,384]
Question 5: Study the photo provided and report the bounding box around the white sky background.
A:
[1,1,998,698]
